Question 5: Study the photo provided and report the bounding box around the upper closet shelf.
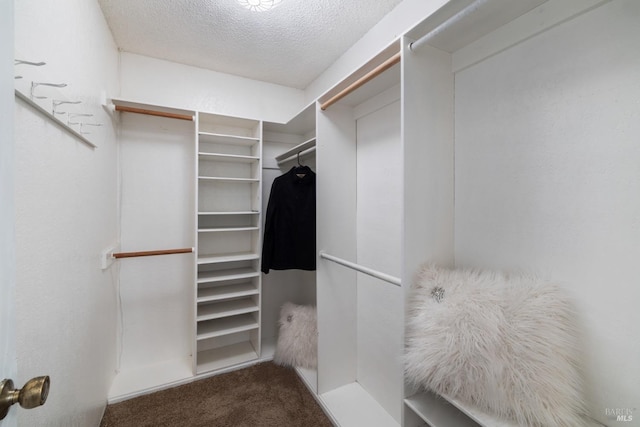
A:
[198,211,259,216]
[198,176,259,183]
[275,137,316,165]
[198,226,259,233]
[198,132,259,145]
[110,98,195,121]
[198,152,259,163]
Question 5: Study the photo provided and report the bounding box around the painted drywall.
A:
[304,0,449,103]
[13,0,120,425]
[1,0,17,425]
[119,52,305,123]
[454,1,640,424]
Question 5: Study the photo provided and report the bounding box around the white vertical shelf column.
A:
[316,102,358,394]
[315,43,403,427]
[194,113,263,375]
[401,36,455,426]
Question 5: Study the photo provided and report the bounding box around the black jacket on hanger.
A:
[261,165,316,274]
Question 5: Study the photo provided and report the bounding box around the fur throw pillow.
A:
[405,264,586,426]
[274,302,317,369]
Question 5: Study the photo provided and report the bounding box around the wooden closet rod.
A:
[320,51,401,111]
[113,247,194,259]
[115,105,194,121]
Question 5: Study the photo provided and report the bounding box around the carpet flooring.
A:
[100,362,333,427]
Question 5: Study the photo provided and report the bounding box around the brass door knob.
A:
[0,376,50,420]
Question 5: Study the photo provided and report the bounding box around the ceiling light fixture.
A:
[237,0,282,12]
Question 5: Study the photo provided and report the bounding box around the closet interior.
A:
[262,103,318,388]
[102,1,636,426]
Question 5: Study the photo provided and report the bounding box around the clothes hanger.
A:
[294,151,309,177]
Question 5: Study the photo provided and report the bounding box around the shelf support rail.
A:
[319,251,401,287]
[319,51,401,111]
[113,247,195,259]
[409,0,489,52]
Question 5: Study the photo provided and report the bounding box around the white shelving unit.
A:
[195,112,263,375]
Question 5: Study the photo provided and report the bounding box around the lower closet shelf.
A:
[197,268,260,284]
[197,314,258,340]
[197,299,258,321]
[319,382,399,427]
[404,392,480,427]
[196,341,258,374]
[198,283,258,302]
[197,252,260,264]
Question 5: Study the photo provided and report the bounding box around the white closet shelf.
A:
[198,152,259,163]
[404,393,481,427]
[196,314,259,340]
[198,226,259,233]
[197,269,259,284]
[198,132,259,145]
[197,298,259,322]
[197,252,260,265]
[320,382,399,427]
[198,176,260,183]
[111,98,196,120]
[274,137,317,164]
[198,211,260,216]
[196,342,258,374]
[198,282,259,302]
[406,391,591,427]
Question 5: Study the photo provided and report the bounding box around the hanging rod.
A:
[409,0,489,52]
[114,105,194,121]
[113,247,194,259]
[275,137,316,164]
[320,51,401,111]
[319,251,401,287]
[276,146,317,166]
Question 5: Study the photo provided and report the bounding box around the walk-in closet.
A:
[7,0,639,426]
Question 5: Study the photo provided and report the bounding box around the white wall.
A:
[454,1,640,424]
[14,0,120,425]
[1,0,17,425]
[119,53,305,123]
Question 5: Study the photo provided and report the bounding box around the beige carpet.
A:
[100,362,333,427]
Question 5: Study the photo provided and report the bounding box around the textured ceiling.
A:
[98,0,404,89]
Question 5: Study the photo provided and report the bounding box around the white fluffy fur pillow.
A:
[274,302,317,369]
[405,264,586,426]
